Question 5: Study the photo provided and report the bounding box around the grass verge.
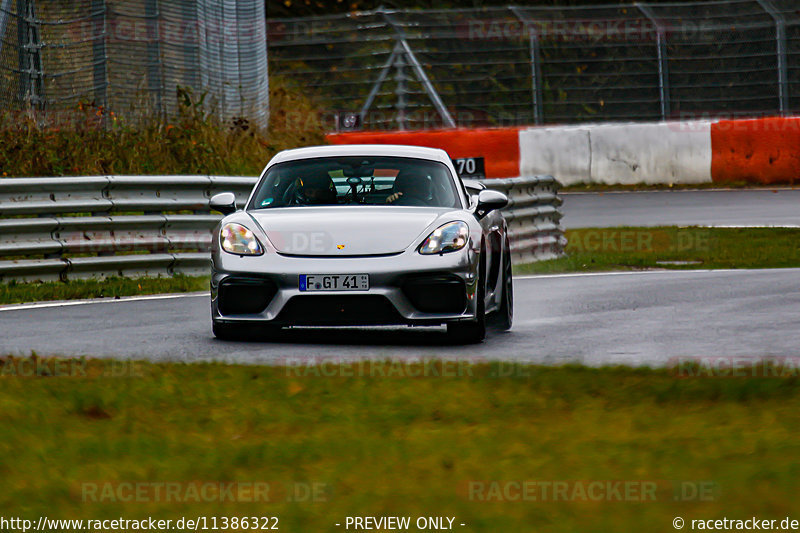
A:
[516,226,800,275]
[0,358,798,530]
[0,275,208,305]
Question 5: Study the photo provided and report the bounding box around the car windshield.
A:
[249,156,461,209]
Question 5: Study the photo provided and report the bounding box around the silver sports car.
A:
[209,144,513,343]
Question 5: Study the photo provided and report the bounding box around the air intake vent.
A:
[277,295,404,325]
[218,277,277,315]
[402,275,466,314]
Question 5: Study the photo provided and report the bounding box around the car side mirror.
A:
[475,189,508,219]
[210,192,237,215]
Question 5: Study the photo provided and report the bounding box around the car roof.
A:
[267,144,453,167]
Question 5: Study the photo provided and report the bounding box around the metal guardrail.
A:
[0,176,255,282]
[486,175,566,263]
[0,175,564,282]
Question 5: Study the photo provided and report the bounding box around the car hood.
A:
[249,206,454,256]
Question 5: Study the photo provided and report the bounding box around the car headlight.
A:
[220,223,264,255]
[419,221,469,255]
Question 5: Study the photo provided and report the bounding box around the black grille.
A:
[402,275,466,314]
[218,278,277,315]
[277,295,404,325]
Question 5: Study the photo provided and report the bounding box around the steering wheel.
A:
[282,181,300,205]
[395,195,428,207]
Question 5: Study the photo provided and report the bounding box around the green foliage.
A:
[0,78,326,178]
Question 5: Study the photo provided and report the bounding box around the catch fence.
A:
[0,0,268,128]
[267,1,800,130]
[3,1,799,132]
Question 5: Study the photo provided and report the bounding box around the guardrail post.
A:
[637,3,671,120]
[756,0,789,115]
[510,6,543,125]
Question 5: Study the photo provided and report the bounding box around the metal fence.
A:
[5,1,798,132]
[0,0,269,128]
[0,175,563,281]
[267,1,800,130]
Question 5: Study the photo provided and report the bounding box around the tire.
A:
[448,251,486,344]
[490,239,513,331]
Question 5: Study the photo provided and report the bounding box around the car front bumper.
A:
[210,247,481,327]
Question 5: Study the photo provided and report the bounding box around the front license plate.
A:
[300,274,369,292]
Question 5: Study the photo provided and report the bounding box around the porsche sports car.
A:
[209,144,513,343]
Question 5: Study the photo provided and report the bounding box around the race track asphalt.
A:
[562,188,800,228]
[3,268,798,366]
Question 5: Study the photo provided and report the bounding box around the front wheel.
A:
[490,239,513,331]
[448,254,486,344]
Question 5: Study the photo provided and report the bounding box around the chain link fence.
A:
[267,1,800,130]
[3,1,800,132]
[0,0,268,128]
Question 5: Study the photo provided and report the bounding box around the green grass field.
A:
[3,226,798,529]
[1,359,798,531]
[516,226,800,275]
[0,275,208,305]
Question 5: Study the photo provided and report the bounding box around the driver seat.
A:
[391,171,432,205]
